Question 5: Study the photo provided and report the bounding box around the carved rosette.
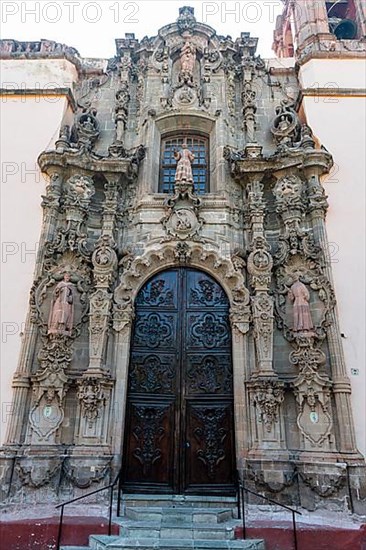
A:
[249,378,285,433]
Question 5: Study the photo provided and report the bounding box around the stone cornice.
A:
[38,149,133,176]
[300,88,366,99]
[0,87,77,111]
[228,149,333,183]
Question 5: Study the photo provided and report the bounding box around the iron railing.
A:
[55,469,123,550]
[237,471,302,550]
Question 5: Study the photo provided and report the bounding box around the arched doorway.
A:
[122,268,236,495]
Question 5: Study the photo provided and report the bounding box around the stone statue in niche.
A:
[179,40,196,83]
[174,143,195,184]
[48,273,75,336]
[289,276,314,335]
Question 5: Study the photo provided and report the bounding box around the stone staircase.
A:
[61,494,265,550]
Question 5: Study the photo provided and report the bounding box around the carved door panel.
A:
[122,269,235,494]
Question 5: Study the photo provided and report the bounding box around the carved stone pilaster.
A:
[238,33,259,143]
[75,375,113,444]
[251,293,275,376]
[247,236,273,291]
[292,340,334,452]
[28,335,71,444]
[88,235,117,375]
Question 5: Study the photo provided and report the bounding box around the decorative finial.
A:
[177,6,196,34]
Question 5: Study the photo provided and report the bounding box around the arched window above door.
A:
[160,134,209,195]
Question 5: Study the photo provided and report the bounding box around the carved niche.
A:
[275,263,336,343]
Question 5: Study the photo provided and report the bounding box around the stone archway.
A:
[111,243,251,479]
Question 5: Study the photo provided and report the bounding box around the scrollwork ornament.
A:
[77,377,107,426]
[270,99,301,150]
[250,379,285,433]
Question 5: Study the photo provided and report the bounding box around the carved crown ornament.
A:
[113,243,251,335]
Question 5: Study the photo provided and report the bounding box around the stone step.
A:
[89,534,265,549]
[122,494,238,510]
[125,506,233,524]
[116,519,238,540]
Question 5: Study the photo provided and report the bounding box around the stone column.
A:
[245,174,286,451]
[75,175,120,447]
[304,158,358,454]
[110,306,135,472]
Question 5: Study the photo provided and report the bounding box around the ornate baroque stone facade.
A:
[0,5,365,513]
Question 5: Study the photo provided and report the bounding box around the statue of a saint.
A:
[180,40,196,81]
[174,143,195,184]
[289,278,314,334]
[48,273,75,336]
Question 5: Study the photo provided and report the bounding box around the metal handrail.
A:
[237,472,302,550]
[55,469,122,550]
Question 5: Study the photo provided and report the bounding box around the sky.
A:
[1,1,284,59]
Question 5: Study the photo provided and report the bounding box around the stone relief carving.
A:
[75,106,100,150]
[114,82,130,144]
[113,243,250,335]
[293,364,333,449]
[62,457,112,489]
[29,386,65,442]
[247,236,273,291]
[43,175,95,264]
[77,377,107,427]
[270,100,301,150]
[251,379,285,433]
[15,458,61,489]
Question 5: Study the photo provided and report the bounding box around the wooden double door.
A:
[122,268,236,494]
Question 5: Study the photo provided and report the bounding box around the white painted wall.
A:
[300,58,366,456]
[0,59,77,445]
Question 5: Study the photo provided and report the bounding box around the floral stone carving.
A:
[250,379,285,433]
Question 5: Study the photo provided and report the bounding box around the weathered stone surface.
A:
[0,4,365,515]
